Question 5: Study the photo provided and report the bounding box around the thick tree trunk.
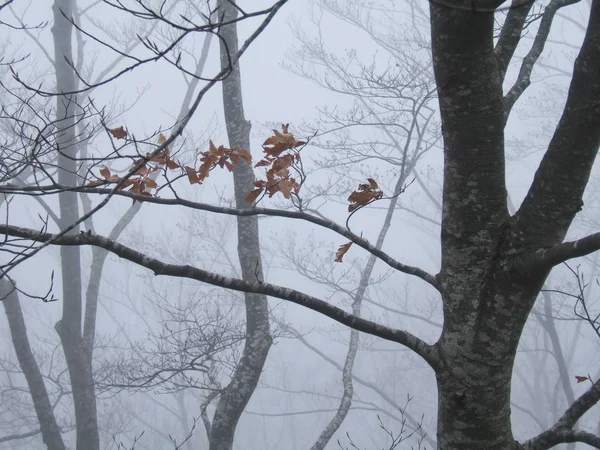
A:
[430,3,548,448]
[52,1,99,449]
[209,1,273,449]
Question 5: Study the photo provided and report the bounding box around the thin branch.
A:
[0,184,438,288]
[494,0,534,81]
[503,0,581,119]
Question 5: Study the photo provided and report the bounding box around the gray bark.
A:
[209,1,273,449]
[52,1,99,449]
[1,279,66,450]
[430,0,600,448]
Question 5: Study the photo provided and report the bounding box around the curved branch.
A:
[0,224,440,369]
[0,184,439,289]
[524,378,600,449]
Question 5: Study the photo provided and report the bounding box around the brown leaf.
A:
[108,126,128,139]
[245,188,263,204]
[272,154,294,172]
[166,159,180,170]
[197,162,211,182]
[184,166,200,184]
[99,167,111,179]
[575,376,589,383]
[234,148,252,163]
[348,179,383,211]
[277,179,295,199]
[255,159,271,167]
[144,178,158,189]
[335,241,353,262]
[131,165,149,176]
[348,191,377,212]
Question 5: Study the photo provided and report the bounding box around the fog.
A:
[0,1,599,449]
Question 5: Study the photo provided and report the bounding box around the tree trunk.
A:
[209,1,273,449]
[1,279,66,450]
[52,1,99,449]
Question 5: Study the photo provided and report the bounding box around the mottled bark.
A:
[52,1,99,448]
[1,279,66,450]
[208,1,273,449]
[431,0,600,448]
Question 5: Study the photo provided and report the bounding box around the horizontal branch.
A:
[524,378,600,449]
[0,224,440,369]
[514,232,600,273]
[0,184,439,289]
[0,427,41,444]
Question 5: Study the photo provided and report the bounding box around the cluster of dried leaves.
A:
[246,123,305,204]
[92,124,386,262]
[89,133,179,198]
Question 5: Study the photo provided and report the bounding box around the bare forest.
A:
[1,0,600,449]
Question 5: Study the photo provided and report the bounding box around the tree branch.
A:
[513,0,600,251]
[0,184,439,289]
[524,378,600,449]
[526,428,600,449]
[503,0,580,118]
[495,0,534,82]
[0,224,440,369]
[514,232,600,273]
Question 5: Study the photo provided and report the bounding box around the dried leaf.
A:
[108,126,128,139]
[234,148,252,163]
[255,159,271,168]
[348,178,383,212]
[99,167,111,179]
[575,376,589,383]
[184,166,200,184]
[272,154,294,172]
[166,159,180,170]
[245,188,263,204]
[335,241,353,262]
[144,178,158,189]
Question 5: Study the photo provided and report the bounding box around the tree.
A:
[3,0,600,449]
[0,0,285,449]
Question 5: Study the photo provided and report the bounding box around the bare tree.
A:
[5,0,600,449]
